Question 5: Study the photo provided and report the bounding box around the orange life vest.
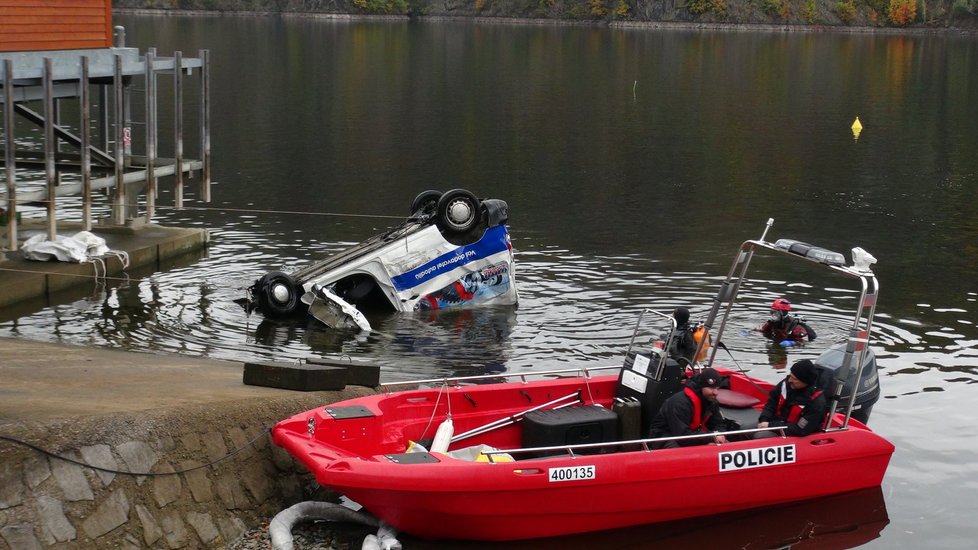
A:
[683,387,712,431]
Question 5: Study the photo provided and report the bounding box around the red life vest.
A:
[683,387,711,431]
[775,383,823,423]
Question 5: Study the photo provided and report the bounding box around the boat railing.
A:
[379,365,622,393]
[483,426,791,462]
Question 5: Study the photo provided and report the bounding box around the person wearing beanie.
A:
[648,367,729,448]
[755,359,827,439]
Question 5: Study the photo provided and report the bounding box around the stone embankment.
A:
[0,338,377,549]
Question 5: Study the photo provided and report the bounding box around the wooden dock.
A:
[2,6,211,253]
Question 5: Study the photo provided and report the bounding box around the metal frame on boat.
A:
[271,219,894,541]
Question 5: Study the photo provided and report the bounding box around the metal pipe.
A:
[3,59,17,250]
[380,365,621,391]
[112,54,125,224]
[80,57,92,231]
[450,392,582,443]
[145,50,156,221]
[173,51,183,209]
[43,58,56,241]
[487,425,791,459]
[98,85,110,154]
[199,49,211,202]
[702,218,773,366]
[113,25,126,48]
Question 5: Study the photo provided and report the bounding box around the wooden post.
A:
[199,49,211,203]
[145,50,157,221]
[3,59,16,250]
[112,54,125,224]
[81,57,92,231]
[174,51,184,209]
[43,58,56,241]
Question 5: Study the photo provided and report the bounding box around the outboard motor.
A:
[813,343,881,425]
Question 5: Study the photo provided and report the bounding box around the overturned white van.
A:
[245,189,517,330]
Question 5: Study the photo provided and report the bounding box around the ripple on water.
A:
[2,239,976,390]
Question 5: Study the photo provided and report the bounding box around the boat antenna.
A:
[715,341,768,395]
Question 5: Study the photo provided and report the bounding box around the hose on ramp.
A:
[268,501,400,550]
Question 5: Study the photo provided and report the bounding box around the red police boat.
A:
[272,220,894,541]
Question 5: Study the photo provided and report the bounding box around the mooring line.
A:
[0,428,271,476]
[0,265,150,284]
[153,205,405,219]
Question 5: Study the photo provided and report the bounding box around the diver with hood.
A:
[758,298,816,346]
[666,307,699,366]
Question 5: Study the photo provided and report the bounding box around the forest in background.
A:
[115,0,978,31]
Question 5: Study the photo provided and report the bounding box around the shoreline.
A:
[113,8,978,35]
[0,336,376,549]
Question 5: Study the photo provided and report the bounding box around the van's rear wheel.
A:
[254,271,301,317]
[437,189,480,234]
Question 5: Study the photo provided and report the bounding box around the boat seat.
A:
[717,389,760,409]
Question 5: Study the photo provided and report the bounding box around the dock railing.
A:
[1,26,210,252]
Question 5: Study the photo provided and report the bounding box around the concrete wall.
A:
[0,390,373,549]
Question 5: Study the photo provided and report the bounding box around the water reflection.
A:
[399,487,888,550]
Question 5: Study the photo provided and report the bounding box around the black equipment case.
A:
[522,405,618,454]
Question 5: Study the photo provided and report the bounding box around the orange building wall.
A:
[0,0,113,53]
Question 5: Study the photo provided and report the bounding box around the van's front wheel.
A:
[411,189,442,217]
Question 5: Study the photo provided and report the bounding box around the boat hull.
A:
[272,372,894,541]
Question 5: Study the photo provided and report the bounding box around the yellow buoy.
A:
[851,116,863,140]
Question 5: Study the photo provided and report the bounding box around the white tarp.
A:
[21,231,110,263]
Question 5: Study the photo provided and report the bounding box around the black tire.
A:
[436,189,480,234]
[411,190,442,216]
[254,271,301,317]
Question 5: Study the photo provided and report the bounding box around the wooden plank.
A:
[0,38,111,51]
[1,24,108,34]
[0,31,109,41]
[0,9,105,17]
[0,0,104,7]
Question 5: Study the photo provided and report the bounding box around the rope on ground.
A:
[0,427,271,476]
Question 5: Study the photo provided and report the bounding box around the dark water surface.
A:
[4,15,978,548]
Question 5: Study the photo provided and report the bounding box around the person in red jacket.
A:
[759,298,816,346]
[755,359,827,438]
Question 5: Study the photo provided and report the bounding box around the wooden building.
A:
[0,0,114,52]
